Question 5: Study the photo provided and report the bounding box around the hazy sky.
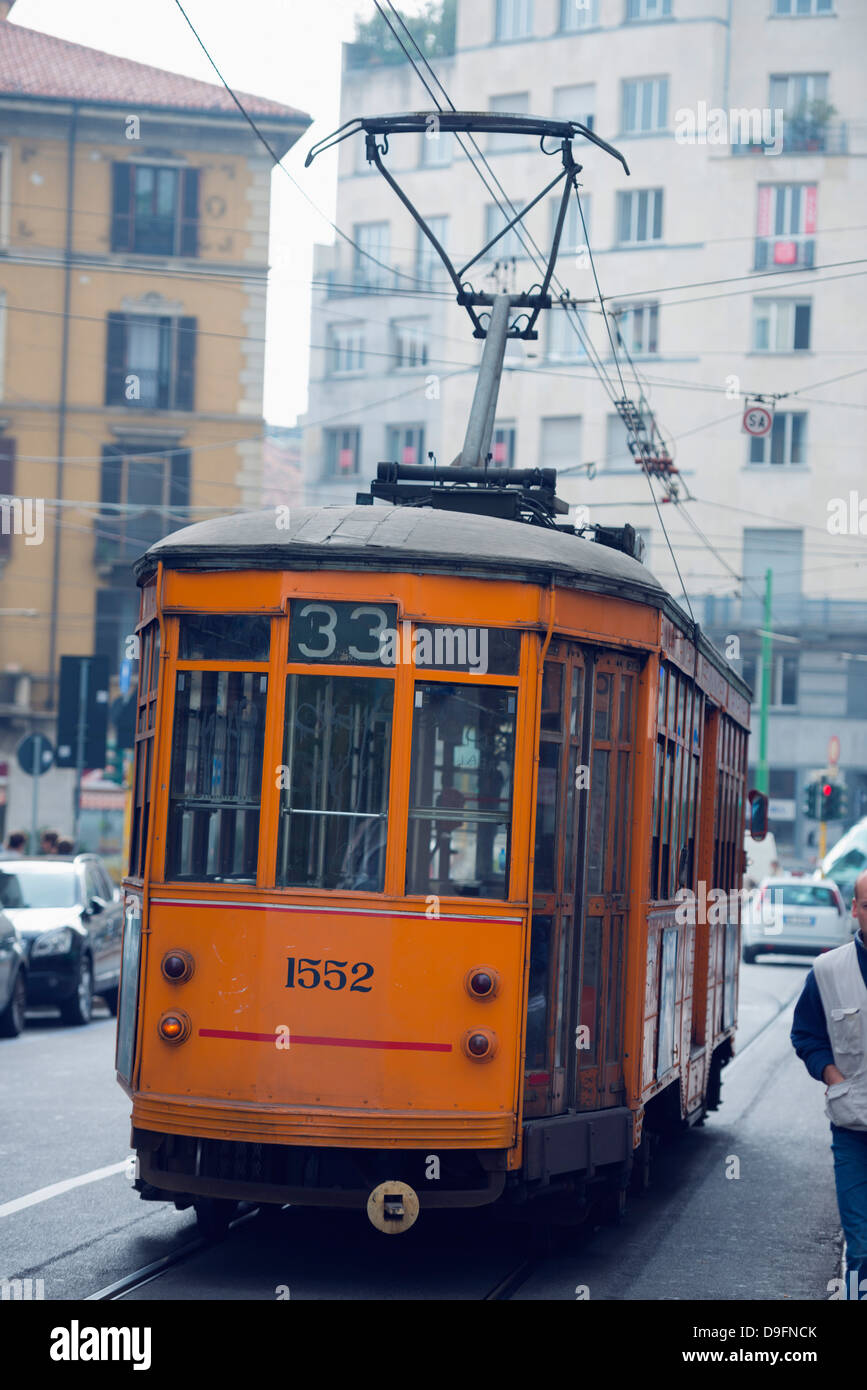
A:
[10,0,413,424]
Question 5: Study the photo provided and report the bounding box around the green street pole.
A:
[756,567,772,795]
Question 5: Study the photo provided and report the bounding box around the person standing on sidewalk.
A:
[791,868,867,1300]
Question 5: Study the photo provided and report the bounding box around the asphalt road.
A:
[0,958,843,1301]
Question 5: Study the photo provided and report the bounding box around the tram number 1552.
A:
[285,957,374,992]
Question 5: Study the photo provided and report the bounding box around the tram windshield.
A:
[406,683,517,898]
[277,674,394,891]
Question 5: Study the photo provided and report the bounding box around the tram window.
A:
[570,665,584,736]
[578,917,602,1065]
[413,626,521,676]
[277,674,394,891]
[406,683,516,898]
[611,749,631,892]
[289,601,397,665]
[166,671,267,882]
[541,663,564,731]
[587,748,610,896]
[534,742,560,892]
[178,615,270,663]
[526,915,552,1071]
[594,672,612,740]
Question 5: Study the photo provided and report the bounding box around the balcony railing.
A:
[731,121,848,157]
[754,236,815,272]
[322,264,448,298]
[694,593,867,634]
[93,508,178,571]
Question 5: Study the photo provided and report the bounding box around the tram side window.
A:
[406,683,517,898]
[166,671,267,882]
[129,618,159,878]
[277,675,394,891]
[650,663,703,901]
[713,716,746,895]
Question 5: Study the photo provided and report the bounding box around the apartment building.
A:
[0,0,309,835]
[303,0,867,864]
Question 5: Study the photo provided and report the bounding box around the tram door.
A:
[572,655,640,1112]
[524,645,639,1118]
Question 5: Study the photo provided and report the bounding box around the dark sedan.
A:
[0,904,27,1036]
[0,855,123,1025]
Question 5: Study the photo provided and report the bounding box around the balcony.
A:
[93,508,178,572]
[694,594,867,636]
[754,236,815,272]
[732,120,848,157]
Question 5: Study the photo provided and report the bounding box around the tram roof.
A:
[137,505,748,698]
[138,503,662,600]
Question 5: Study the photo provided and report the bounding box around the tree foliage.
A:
[352,0,456,64]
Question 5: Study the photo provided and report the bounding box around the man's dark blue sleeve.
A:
[790,969,835,1082]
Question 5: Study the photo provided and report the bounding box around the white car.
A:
[742,876,852,963]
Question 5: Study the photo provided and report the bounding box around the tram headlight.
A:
[162,949,194,983]
[462,1028,498,1062]
[465,966,499,999]
[158,1010,191,1044]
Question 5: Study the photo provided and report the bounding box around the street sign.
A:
[16,733,55,777]
[742,404,773,437]
[118,658,132,696]
[828,735,840,767]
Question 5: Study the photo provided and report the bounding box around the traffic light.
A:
[803,781,819,820]
[829,782,848,821]
[819,781,834,821]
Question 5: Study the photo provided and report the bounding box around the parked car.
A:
[816,816,867,908]
[742,876,852,963]
[0,855,123,1024]
[0,901,27,1037]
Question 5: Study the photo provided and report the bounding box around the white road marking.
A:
[0,1160,128,1219]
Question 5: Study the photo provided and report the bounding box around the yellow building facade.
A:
[0,1,308,837]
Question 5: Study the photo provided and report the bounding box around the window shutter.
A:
[100,444,123,512]
[157,317,172,411]
[0,436,15,560]
[169,448,191,528]
[105,313,128,405]
[175,317,197,412]
[111,164,132,252]
[180,168,200,257]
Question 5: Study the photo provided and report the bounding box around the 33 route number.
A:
[285,957,374,992]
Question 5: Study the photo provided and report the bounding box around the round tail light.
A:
[462,1028,498,1062]
[158,1011,191,1044]
[162,950,194,983]
[465,966,499,999]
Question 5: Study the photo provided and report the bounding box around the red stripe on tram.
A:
[199,1028,452,1053]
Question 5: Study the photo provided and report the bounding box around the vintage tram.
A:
[117,464,754,1235]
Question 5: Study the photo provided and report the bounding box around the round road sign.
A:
[742,405,773,437]
[16,733,56,777]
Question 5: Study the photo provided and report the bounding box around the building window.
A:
[773,0,833,14]
[105,313,196,411]
[0,435,14,564]
[0,145,9,249]
[612,302,659,355]
[353,221,391,290]
[846,662,867,718]
[755,184,816,270]
[547,304,588,360]
[97,444,190,569]
[485,204,524,262]
[95,585,141,679]
[627,0,672,18]
[391,318,430,370]
[616,188,664,245]
[540,416,582,472]
[421,127,454,167]
[770,73,832,151]
[560,0,599,30]
[742,654,799,708]
[492,424,516,468]
[622,78,669,133]
[605,413,636,471]
[324,427,361,478]
[553,83,595,132]
[327,324,365,374]
[387,424,425,466]
[552,192,590,259]
[416,217,448,287]
[111,164,199,257]
[496,0,534,41]
[489,94,532,152]
[753,299,811,351]
[748,411,807,467]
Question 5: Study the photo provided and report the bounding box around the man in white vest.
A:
[791,868,867,1300]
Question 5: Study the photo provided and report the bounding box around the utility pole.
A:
[756,567,772,795]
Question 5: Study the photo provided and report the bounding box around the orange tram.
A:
[117,465,755,1236]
